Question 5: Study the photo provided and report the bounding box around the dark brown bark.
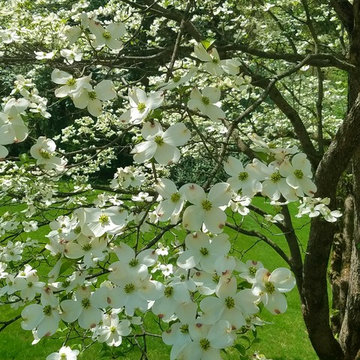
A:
[302,89,360,360]
[330,196,353,334]
[338,149,360,360]
[330,0,354,32]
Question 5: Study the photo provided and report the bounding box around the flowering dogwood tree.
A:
[1,1,360,360]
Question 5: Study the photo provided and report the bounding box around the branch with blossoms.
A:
[0,4,347,360]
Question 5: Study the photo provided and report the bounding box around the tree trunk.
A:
[338,149,360,360]
[329,195,353,335]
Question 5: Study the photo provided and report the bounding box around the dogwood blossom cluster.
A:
[51,69,116,117]
[0,4,345,360]
[30,137,67,171]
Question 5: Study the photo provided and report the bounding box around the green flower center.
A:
[137,102,146,112]
[200,338,211,351]
[248,266,257,276]
[170,192,180,203]
[99,214,110,226]
[173,75,181,83]
[265,281,275,294]
[43,305,52,316]
[270,171,282,183]
[124,283,135,294]
[212,58,219,64]
[200,247,209,256]
[154,135,164,146]
[66,78,76,86]
[294,169,303,179]
[225,296,235,309]
[102,31,111,39]
[129,258,139,267]
[201,199,212,211]
[164,286,173,298]
[39,149,52,159]
[110,326,117,333]
[27,281,33,288]
[88,91,97,100]
[82,298,91,309]
[180,324,189,334]
[238,171,249,181]
[82,243,92,252]
[60,354,67,360]
[201,96,210,105]
[212,274,220,283]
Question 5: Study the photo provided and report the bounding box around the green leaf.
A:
[234,343,246,355]
[59,260,74,275]
[19,153,30,163]
[201,38,216,50]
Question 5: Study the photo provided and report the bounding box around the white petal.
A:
[132,141,157,163]
[163,123,190,146]
[154,143,178,165]
[179,183,206,205]
[72,89,89,109]
[95,80,116,101]
[88,99,102,117]
[203,207,227,234]
[141,121,162,138]
[224,156,244,176]
[204,104,226,121]
[21,304,43,330]
[177,250,198,269]
[155,178,178,198]
[182,205,204,232]
[78,307,102,329]
[51,69,72,85]
[0,145,8,158]
[269,268,296,293]
[202,87,221,103]
[193,43,212,62]
[208,182,231,207]
[107,22,126,37]
[60,299,82,323]
[263,292,288,314]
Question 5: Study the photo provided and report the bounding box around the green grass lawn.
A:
[0,198,318,360]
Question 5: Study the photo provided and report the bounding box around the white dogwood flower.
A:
[60,292,103,329]
[89,20,126,50]
[181,183,231,233]
[21,302,60,339]
[76,206,128,237]
[199,276,258,330]
[188,87,225,121]
[279,153,317,197]
[46,346,79,360]
[72,80,117,117]
[180,320,235,360]
[193,43,240,76]
[132,121,190,165]
[122,88,164,124]
[51,69,91,98]
[30,137,67,171]
[155,178,186,222]
[224,157,266,197]
[177,232,230,273]
[252,267,296,314]
[0,98,29,144]
[93,313,131,346]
